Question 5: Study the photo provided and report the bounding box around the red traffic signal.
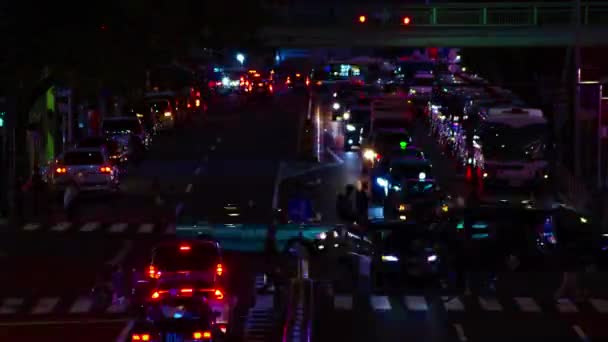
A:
[402,16,412,25]
[358,15,367,23]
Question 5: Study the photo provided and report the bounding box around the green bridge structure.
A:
[259,2,608,46]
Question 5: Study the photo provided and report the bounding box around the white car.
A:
[48,148,120,192]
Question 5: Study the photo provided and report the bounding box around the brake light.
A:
[180,288,193,294]
[148,265,161,279]
[179,245,191,251]
[216,263,223,276]
[187,103,191,108]
[193,331,212,339]
[151,291,160,299]
[218,324,227,334]
[164,111,172,117]
[55,167,67,174]
[195,99,200,107]
[214,289,224,300]
[100,166,112,173]
[132,334,150,341]
[269,85,273,92]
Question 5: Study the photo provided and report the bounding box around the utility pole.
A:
[574,0,582,181]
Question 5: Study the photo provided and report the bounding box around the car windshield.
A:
[146,99,172,112]
[412,77,434,87]
[389,163,433,179]
[479,123,547,160]
[63,151,104,165]
[78,138,118,152]
[103,119,142,134]
[154,244,220,272]
[388,148,424,160]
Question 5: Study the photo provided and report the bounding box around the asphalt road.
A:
[304,100,608,342]
[0,89,307,341]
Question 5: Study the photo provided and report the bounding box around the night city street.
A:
[3,1,608,342]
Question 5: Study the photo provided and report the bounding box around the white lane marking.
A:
[573,325,589,341]
[453,323,468,341]
[32,297,60,314]
[50,222,71,232]
[271,162,285,209]
[556,298,578,313]
[254,295,274,310]
[80,222,100,232]
[590,298,608,313]
[334,295,353,310]
[442,296,464,311]
[185,183,193,193]
[370,295,391,311]
[137,223,154,234]
[0,297,24,314]
[108,223,128,233]
[326,147,344,164]
[0,318,129,327]
[69,297,93,313]
[23,223,41,231]
[405,295,428,311]
[478,297,502,311]
[115,319,135,342]
[514,297,541,312]
[194,167,202,175]
[107,241,133,266]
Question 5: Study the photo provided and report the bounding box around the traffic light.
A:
[358,15,367,23]
[402,16,412,25]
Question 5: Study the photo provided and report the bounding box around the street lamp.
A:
[236,53,245,65]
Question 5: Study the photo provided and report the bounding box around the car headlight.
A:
[427,254,438,263]
[332,102,340,110]
[381,255,399,262]
[317,232,327,240]
[343,112,350,120]
[376,177,388,187]
[346,124,356,132]
[363,149,375,160]
[409,89,416,94]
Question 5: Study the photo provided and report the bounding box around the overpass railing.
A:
[266,2,608,27]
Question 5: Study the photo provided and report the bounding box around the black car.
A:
[373,223,442,283]
[343,108,371,151]
[131,316,218,341]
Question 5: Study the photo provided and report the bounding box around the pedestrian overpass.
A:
[259,2,608,47]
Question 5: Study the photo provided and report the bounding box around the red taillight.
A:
[151,291,160,299]
[132,334,150,341]
[179,245,191,251]
[375,153,382,161]
[269,85,273,92]
[180,288,193,294]
[193,331,212,339]
[148,265,161,279]
[187,103,192,108]
[55,167,67,174]
[100,166,112,173]
[358,15,367,23]
[195,99,200,107]
[214,289,224,300]
[402,16,411,25]
[218,324,227,334]
[216,263,223,276]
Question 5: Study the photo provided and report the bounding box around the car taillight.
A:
[132,334,150,341]
[100,166,112,173]
[55,167,67,174]
[214,289,224,300]
[164,111,172,117]
[216,263,223,276]
[218,324,227,334]
[180,288,193,294]
[148,265,161,279]
[269,85,273,92]
[193,331,211,339]
[195,99,200,107]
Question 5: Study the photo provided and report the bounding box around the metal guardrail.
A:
[267,2,608,27]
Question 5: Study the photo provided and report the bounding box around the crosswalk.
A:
[14,222,174,235]
[0,294,129,317]
[329,293,608,316]
[243,275,276,342]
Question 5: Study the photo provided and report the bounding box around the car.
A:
[248,74,273,97]
[131,315,218,341]
[285,72,308,88]
[373,223,442,284]
[362,129,414,170]
[47,148,120,193]
[76,137,124,164]
[145,279,232,337]
[102,116,149,152]
[143,96,176,131]
[372,158,434,202]
[343,108,371,151]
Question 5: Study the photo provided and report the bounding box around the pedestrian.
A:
[355,181,369,225]
[64,181,79,221]
[111,264,126,305]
